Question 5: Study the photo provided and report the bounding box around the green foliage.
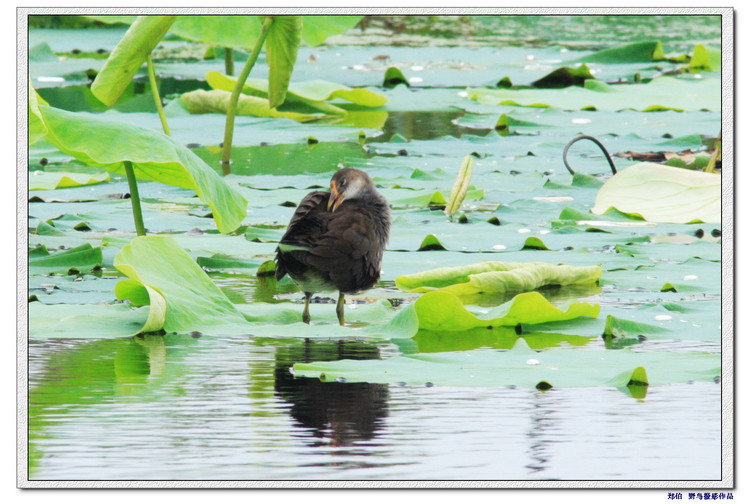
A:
[35,105,247,233]
[576,41,666,63]
[114,236,249,334]
[444,155,474,219]
[396,261,602,296]
[591,162,720,223]
[206,72,387,113]
[30,171,110,190]
[265,16,302,108]
[293,337,719,388]
[179,89,318,122]
[90,16,176,106]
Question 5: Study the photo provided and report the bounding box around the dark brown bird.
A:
[275,168,391,326]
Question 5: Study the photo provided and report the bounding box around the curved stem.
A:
[562,135,617,175]
[220,16,274,175]
[224,47,235,75]
[124,161,146,236]
[147,54,171,136]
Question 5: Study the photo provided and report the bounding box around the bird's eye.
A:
[340,177,347,186]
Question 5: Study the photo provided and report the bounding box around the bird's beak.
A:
[328,181,345,212]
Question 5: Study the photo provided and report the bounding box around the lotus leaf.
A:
[591,162,720,223]
[382,290,599,334]
[36,105,247,233]
[293,338,719,388]
[396,261,601,296]
[30,171,110,190]
[265,16,301,108]
[90,16,176,106]
[179,89,318,122]
[113,235,250,334]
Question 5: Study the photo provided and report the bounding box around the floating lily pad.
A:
[293,338,719,388]
[30,171,110,190]
[591,162,720,223]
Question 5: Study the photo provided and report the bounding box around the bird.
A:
[275,168,391,326]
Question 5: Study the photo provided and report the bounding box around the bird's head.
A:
[327,168,372,212]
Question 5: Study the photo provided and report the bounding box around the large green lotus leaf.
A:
[396,261,601,296]
[29,302,151,339]
[265,15,301,109]
[169,16,263,49]
[30,171,110,190]
[591,162,720,223]
[37,105,247,233]
[206,72,387,111]
[575,41,666,63]
[90,16,176,106]
[29,243,103,274]
[300,16,363,46]
[293,338,719,388]
[29,84,48,145]
[468,77,720,112]
[113,235,250,335]
[381,290,599,334]
[179,89,319,122]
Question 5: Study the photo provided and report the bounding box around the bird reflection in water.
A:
[274,339,389,448]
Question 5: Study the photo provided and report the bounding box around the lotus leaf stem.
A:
[221,17,274,175]
[147,53,171,136]
[224,47,235,75]
[124,161,146,236]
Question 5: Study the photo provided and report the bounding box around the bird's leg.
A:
[336,292,346,326]
[303,292,312,324]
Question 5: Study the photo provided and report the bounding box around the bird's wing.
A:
[304,204,384,293]
[275,191,330,281]
[279,191,330,246]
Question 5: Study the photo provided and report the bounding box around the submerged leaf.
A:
[591,162,720,223]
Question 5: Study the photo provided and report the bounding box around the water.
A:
[28,331,721,481]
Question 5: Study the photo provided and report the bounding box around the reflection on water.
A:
[369,110,492,142]
[524,391,560,476]
[28,332,721,481]
[274,340,389,449]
